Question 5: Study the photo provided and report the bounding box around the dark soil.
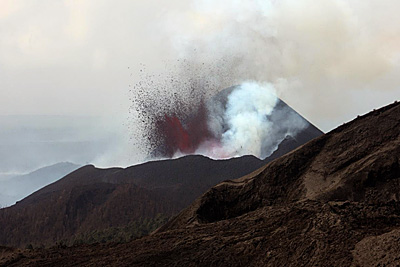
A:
[1,101,399,266]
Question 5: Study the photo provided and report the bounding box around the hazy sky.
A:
[1,0,400,133]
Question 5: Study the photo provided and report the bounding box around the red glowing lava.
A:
[154,100,216,157]
[164,115,193,154]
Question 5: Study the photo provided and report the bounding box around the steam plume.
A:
[129,0,400,160]
[205,82,278,158]
[131,77,309,159]
[156,0,400,130]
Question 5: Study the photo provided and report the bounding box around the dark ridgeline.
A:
[1,101,398,266]
[0,155,265,248]
[0,96,322,249]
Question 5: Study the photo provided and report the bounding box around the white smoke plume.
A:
[156,0,400,131]
[1,0,399,168]
[158,81,309,160]
[207,82,278,158]
[131,0,400,161]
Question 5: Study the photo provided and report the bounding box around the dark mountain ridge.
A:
[0,155,265,247]
[2,101,398,266]
[0,98,323,249]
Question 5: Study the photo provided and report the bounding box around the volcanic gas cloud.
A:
[132,81,309,160]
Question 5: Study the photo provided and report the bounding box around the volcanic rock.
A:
[1,101,398,266]
[0,155,264,248]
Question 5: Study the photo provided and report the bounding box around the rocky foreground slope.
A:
[1,101,399,266]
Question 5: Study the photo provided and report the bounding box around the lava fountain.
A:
[132,80,313,160]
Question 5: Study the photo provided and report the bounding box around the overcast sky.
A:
[1,0,400,133]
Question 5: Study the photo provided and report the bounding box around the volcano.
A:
[0,91,322,249]
[151,84,323,159]
[5,101,399,266]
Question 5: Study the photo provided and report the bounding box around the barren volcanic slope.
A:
[3,101,399,266]
[0,155,265,248]
[0,102,322,249]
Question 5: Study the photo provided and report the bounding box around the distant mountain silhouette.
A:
[0,162,80,207]
[5,101,399,266]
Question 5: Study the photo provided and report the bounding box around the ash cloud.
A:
[156,0,400,130]
[0,0,399,169]
[131,76,309,160]
[129,0,400,160]
[206,82,280,158]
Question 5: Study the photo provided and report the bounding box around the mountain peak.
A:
[1,101,399,266]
